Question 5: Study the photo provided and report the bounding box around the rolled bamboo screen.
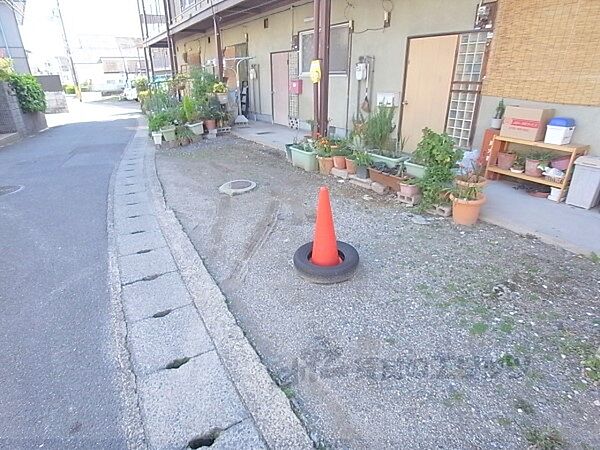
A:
[483,0,600,106]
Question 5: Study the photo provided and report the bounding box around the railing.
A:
[172,0,224,27]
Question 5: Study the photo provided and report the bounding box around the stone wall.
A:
[0,81,47,136]
[45,91,69,114]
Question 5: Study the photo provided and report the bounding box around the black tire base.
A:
[293,241,359,284]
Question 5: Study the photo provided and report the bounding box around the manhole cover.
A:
[218,180,257,196]
[0,185,23,197]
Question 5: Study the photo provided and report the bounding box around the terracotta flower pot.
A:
[204,119,217,131]
[345,158,357,174]
[332,155,347,169]
[368,168,402,192]
[450,194,486,226]
[317,156,334,175]
[525,158,543,177]
[497,152,516,170]
[400,182,420,196]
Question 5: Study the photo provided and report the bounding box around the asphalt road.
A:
[0,100,140,449]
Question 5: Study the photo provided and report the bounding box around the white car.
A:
[121,81,138,101]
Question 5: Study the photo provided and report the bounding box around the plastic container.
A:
[544,117,575,145]
[566,156,600,209]
[550,155,571,171]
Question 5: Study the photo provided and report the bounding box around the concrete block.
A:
[348,175,373,190]
[128,305,214,375]
[371,182,390,195]
[119,246,177,285]
[122,271,191,321]
[330,168,349,179]
[427,204,452,217]
[114,214,161,235]
[397,192,422,207]
[138,353,249,450]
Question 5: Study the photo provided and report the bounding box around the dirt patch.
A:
[157,135,599,449]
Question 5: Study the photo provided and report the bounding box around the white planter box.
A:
[151,132,162,145]
[544,125,575,145]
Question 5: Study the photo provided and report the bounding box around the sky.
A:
[21,0,142,58]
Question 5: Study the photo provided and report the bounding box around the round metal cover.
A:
[218,180,257,196]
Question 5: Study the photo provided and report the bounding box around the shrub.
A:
[8,73,46,113]
[364,106,397,156]
[189,68,217,105]
[212,81,228,94]
[0,57,14,80]
[133,77,148,93]
[63,84,76,94]
[181,95,199,123]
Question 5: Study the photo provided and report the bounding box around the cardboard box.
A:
[500,106,555,141]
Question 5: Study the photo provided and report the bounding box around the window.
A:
[180,0,196,11]
[299,24,349,75]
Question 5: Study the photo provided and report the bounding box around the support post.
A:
[213,13,224,80]
[318,0,331,137]
[161,0,176,77]
[312,0,321,136]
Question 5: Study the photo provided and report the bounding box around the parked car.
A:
[121,80,138,101]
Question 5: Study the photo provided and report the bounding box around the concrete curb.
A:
[147,124,313,449]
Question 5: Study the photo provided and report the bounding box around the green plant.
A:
[148,111,170,132]
[63,84,76,94]
[189,68,218,105]
[168,73,188,93]
[524,428,565,449]
[364,106,396,155]
[353,151,373,167]
[144,88,178,116]
[7,73,46,113]
[132,77,148,93]
[413,128,462,210]
[512,153,525,168]
[526,151,554,162]
[0,57,14,80]
[181,95,199,123]
[175,124,194,144]
[582,355,599,382]
[452,182,483,201]
[494,99,505,119]
[212,81,228,93]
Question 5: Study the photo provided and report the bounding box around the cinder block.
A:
[371,182,390,195]
[397,192,422,206]
[427,204,452,217]
[330,167,349,179]
[348,174,373,190]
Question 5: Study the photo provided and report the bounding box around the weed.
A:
[498,354,520,368]
[524,428,565,449]
[470,322,489,335]
[581,355,600,382]
[588,252,600,264]
[514,398,534,414]
[499,319,515,333]
[444,390,465,406]
[497,417,512,427]
[282,386,295,399]
[558,334,595,358]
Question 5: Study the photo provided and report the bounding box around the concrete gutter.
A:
[107,117,313,449]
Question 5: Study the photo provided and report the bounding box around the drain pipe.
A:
[344,21,354,136]
[312,0,321,136]
[318,0,332,136]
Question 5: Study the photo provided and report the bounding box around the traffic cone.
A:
[311,186,341,266]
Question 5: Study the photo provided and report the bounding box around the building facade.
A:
[140,0,600,156]
[0,0,30,73]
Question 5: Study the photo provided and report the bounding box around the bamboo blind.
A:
[483,0,600,106]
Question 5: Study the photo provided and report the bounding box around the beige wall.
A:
[174,0,480,133]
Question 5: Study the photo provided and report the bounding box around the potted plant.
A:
[368,162,403,192]
[354,151,372,179]
[212,81,229,105]
[450,182,486,226]
[331,143,350,169]
[199,104,218,131]
[363,106,405,168]
[175,124,195,146]
[455,163,486,189]
[491,99,505,129]
[182,95,204,135]
[497,150,516,170]
[345,152,358,174]
[148,113,166,145]
[150,109,176,142]
[399,176,420,197]
[290,139,318,172]
[414,128,463,211]
[525,151,552,177]
[510,154,525,173]
[315,137,335,175]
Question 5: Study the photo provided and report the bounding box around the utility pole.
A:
[55,0,81,101]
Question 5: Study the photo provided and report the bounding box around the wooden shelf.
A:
[493,135,589,154]
[486,166,563,188]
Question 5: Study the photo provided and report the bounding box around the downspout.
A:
[344,21,353,136]
[312,0,321,136]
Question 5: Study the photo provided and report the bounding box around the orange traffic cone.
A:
[311,186,341,266]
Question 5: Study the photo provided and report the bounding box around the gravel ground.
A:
[156,135,599,449]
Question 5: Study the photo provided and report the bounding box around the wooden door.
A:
[271,52,289,126]
[400,35,458,151]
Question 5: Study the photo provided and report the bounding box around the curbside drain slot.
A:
[188,430,220,448]
[152,309,172,318]
[165,357,191,370]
